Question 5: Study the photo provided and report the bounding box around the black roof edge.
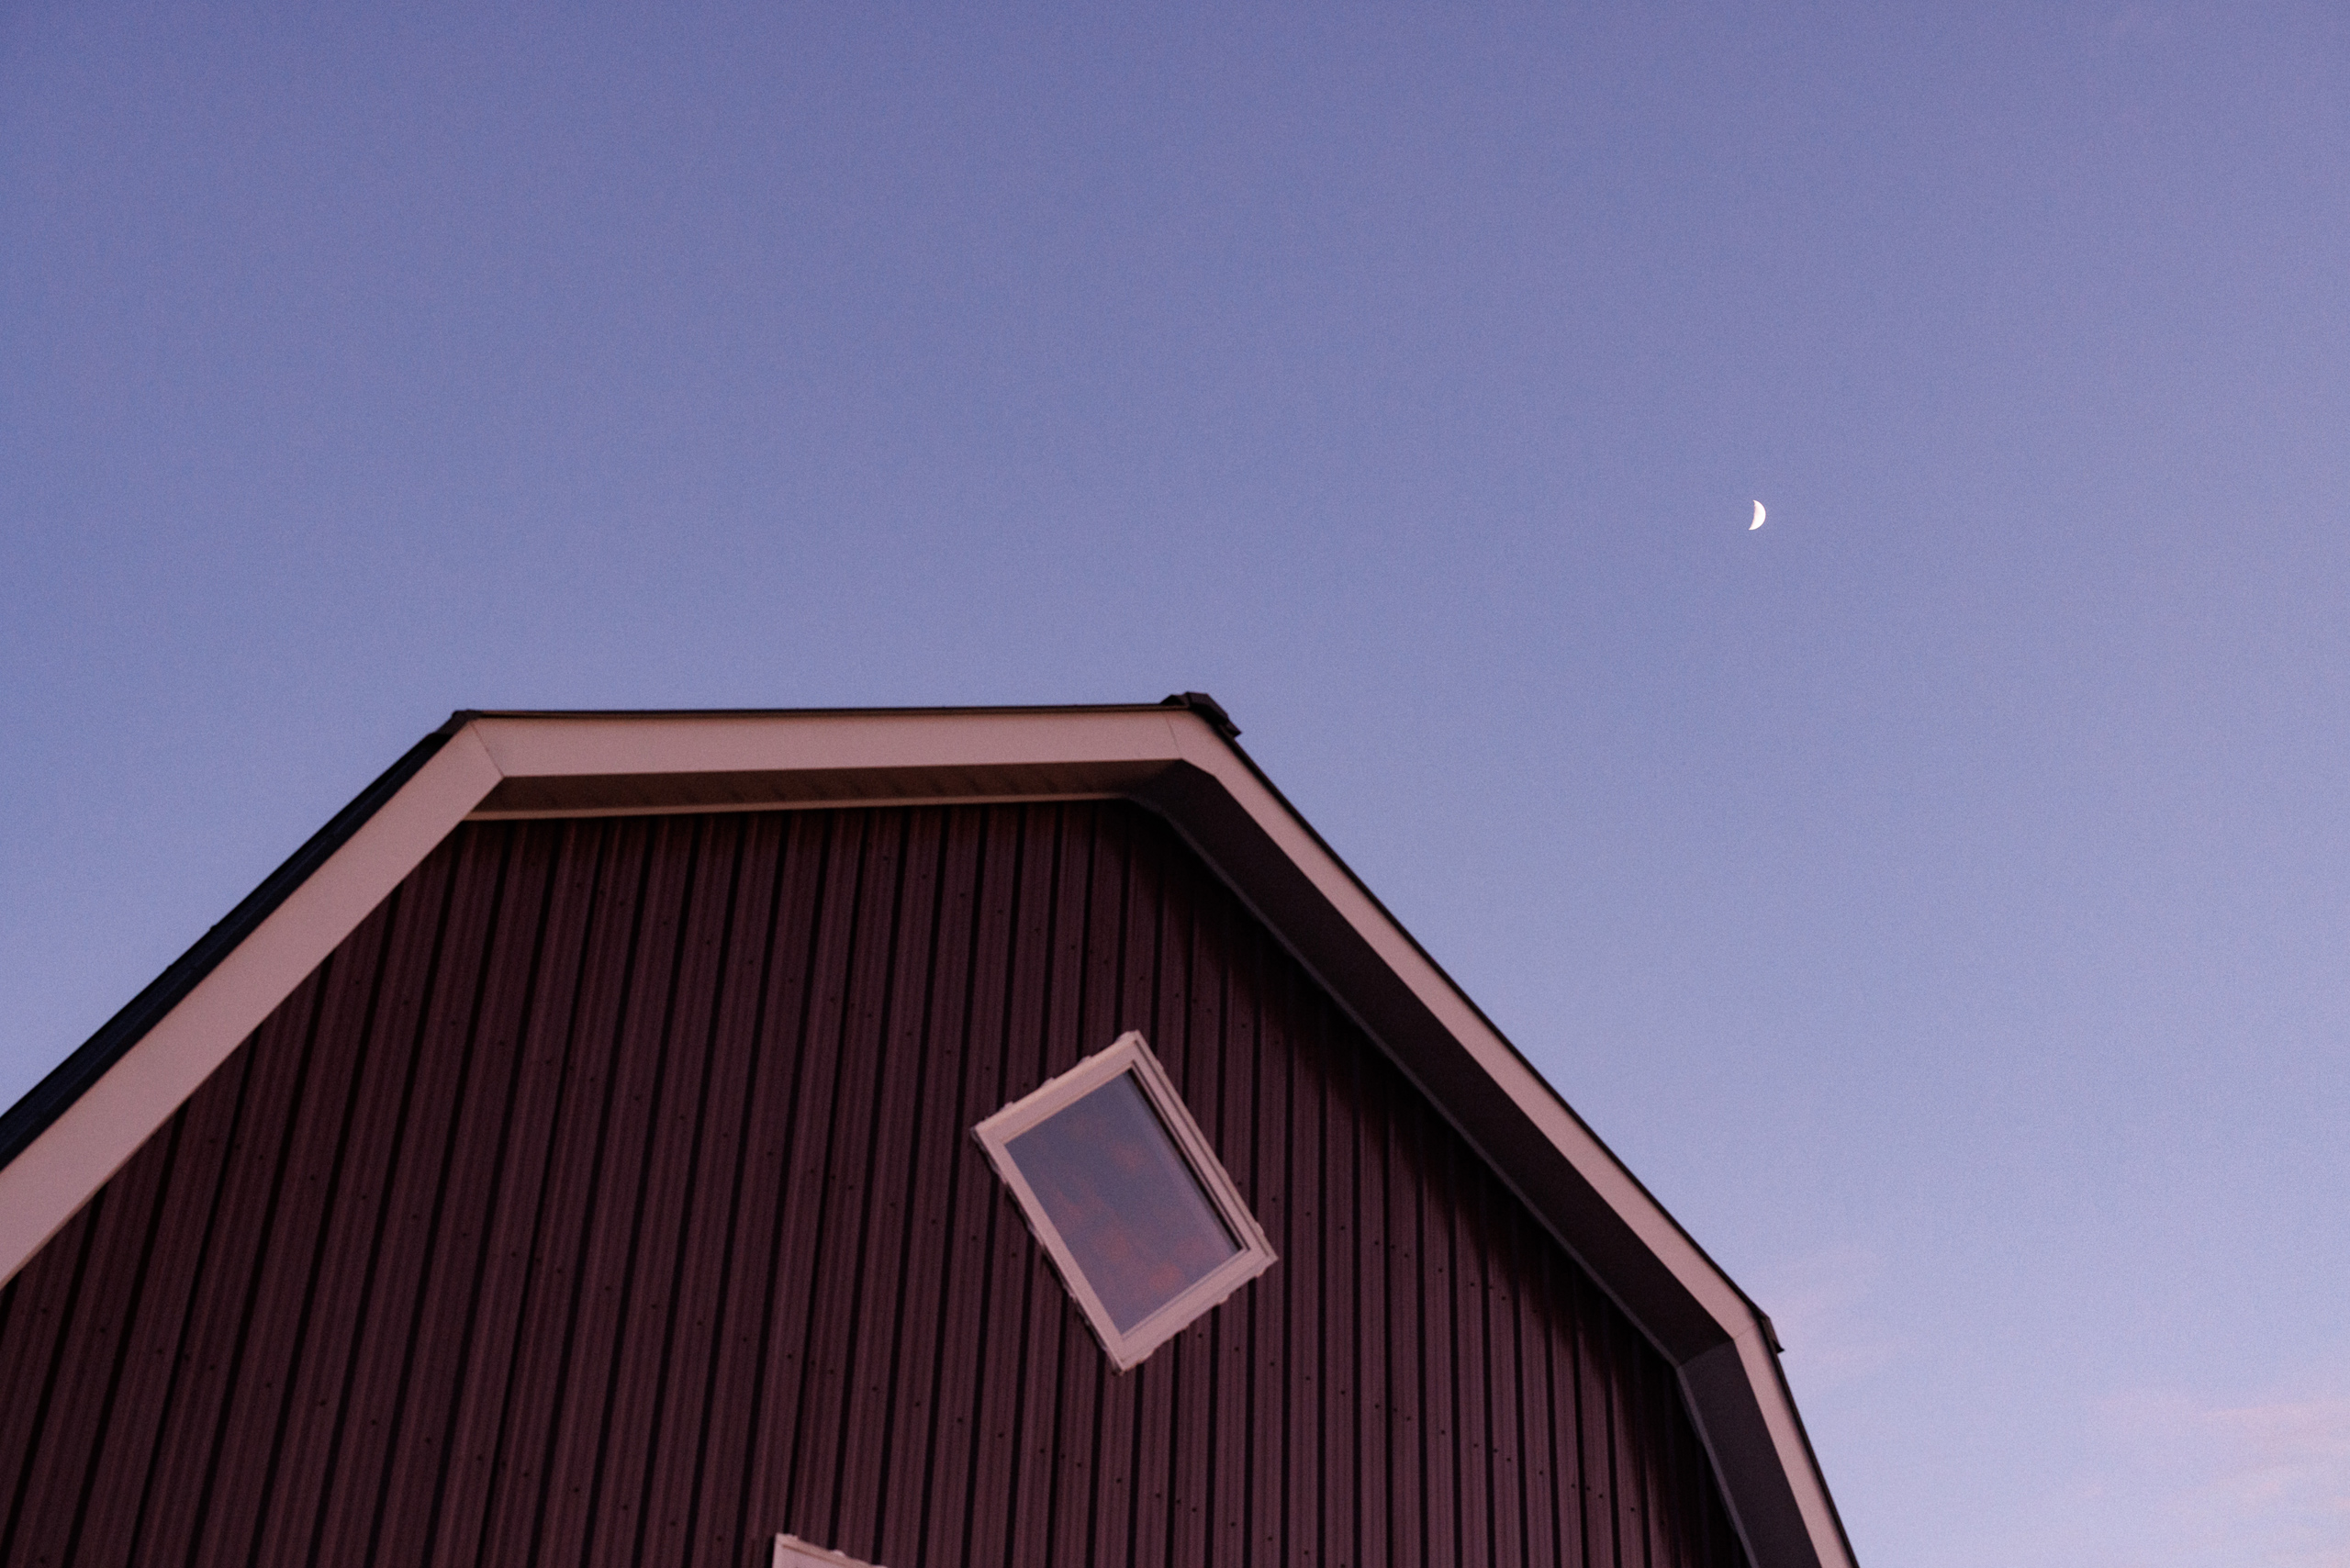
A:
[1177,700,1779,1352]
[1158,690,1241,737]
[1131,709,1852,1559]
[0,722,463,1173]
[426,702,1185,721]
[0,695,1754,1337]
[1767,1332,1863,1567]
[0,694,1853,1560]
[0,701,1148,1173]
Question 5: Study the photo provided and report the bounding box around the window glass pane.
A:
[1006,1070,1241,1332]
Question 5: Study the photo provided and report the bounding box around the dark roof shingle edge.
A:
[0,698,1203,1172]
[0,719,464,1172]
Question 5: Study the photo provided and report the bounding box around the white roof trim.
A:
[0,705,1854,1568]
[0,727,502,1282]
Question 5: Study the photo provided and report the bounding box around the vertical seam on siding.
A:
[909,805,997,1568]
[1000,803,1061,1568]
[1069,801,1109,1568]
[1504,1179,1533,1567]
[465,818,617,1559]
[118,1016,270,1562]
[784,809,894,1542]
[162,931,348,1568]
[727,810,838,1562]
[208,883,406,1568]
[416,820,568,1568]
[0,1187,106,1560]
[1535,1244,1566,1568]
[899,805,972,1567]
[1237,903,1261,1568]
[298,834,471,1566]
[1112,812,1154,1568]
[361,823,520,1568]
[866,809,954,1554]
[60,1099,192,1562]
[772,811,874,1538]
[674,812,793,1568]
[1026,803,1074,1568]
[625,815,752,1565]
[1412,1081,1435,1568]
[520,821,662,1568]
[1314,1002,1336,1568]
[1201,879,1230,1567]
[1276,952,1298,1568]
[955,802,1035,1567]
[822,809,915,1547]
[578,815,716,1562]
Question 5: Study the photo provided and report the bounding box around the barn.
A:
[0,700,1855,1568]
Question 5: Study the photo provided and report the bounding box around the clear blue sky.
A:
[6,5,2345,1562]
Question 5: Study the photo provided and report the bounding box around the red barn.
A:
[0,700,1855,1568]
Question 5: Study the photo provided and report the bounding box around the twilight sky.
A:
[5,4,2346,1562]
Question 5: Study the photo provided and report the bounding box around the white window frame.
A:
[973,1030,1276,1372]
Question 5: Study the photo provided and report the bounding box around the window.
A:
[973,1031,1275,1370]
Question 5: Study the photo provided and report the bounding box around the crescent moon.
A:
[1750,500,1766,531]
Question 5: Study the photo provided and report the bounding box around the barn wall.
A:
[0,803,1751,1568]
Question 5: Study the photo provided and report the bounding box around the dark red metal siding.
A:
[0,803,1751,1568]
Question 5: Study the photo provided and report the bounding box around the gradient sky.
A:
[5,5,2346,1563]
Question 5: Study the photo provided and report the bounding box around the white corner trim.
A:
[0,728,505,1285]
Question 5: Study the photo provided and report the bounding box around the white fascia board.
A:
[0,711,1189,1286]
[1160,720,1755,1327]
[0,727,505,1284]
[1153,719,1856,1568]
[0,705,1851,1568]
[468,708,1190,780]
[1744,1328,1854,1562]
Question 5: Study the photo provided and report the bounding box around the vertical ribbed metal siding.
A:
[0,802,1751,1568]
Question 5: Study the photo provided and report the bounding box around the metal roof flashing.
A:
[0,702,1855,1568]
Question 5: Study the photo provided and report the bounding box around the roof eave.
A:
[0,704,1856,1568]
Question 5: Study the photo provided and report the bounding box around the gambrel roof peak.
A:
[0,699,1854,1568]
